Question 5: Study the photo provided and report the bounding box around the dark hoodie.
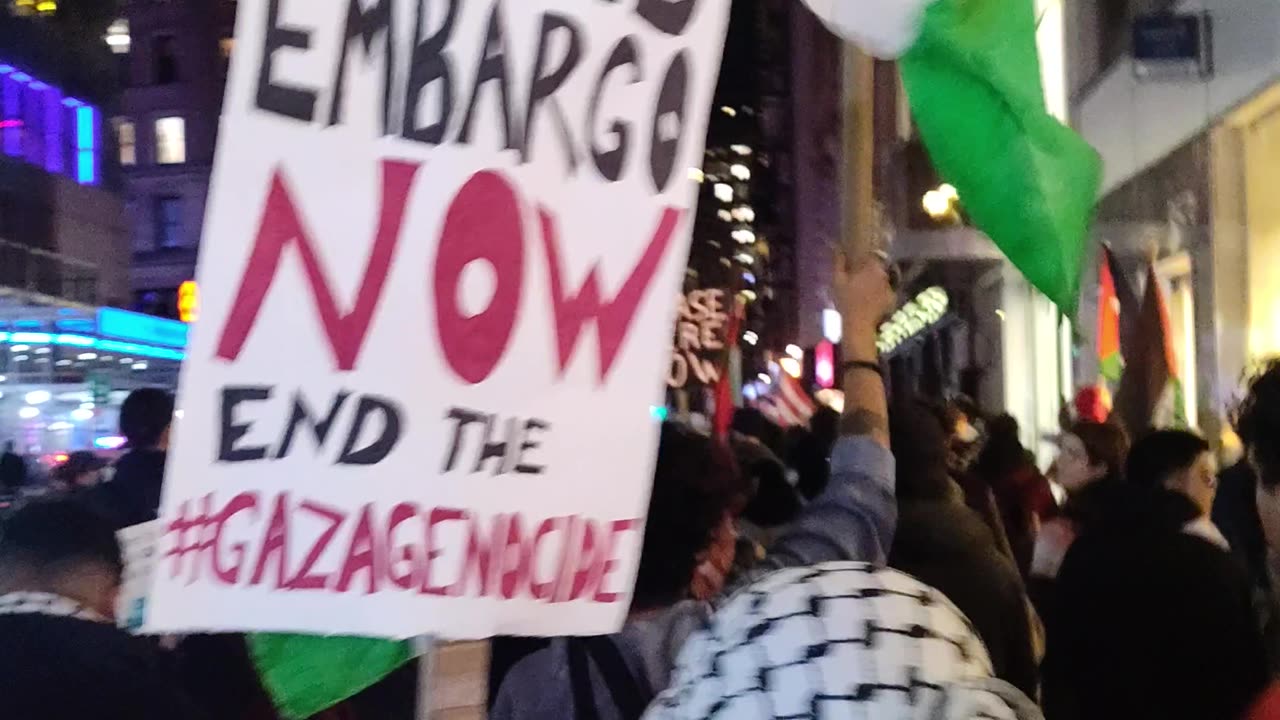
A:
[1043,485,1269,720]
[888,402,1039,698]
[81,449,166,530]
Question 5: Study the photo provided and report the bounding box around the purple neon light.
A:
[0,60,101,184]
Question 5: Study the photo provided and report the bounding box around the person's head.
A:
[975,414,1027,477]
[119,388,175,450]
[633,423,742,613]
[644,563,1039,720]
[1126,430,1217,516]
[1237,361,1280,551]
[54,452,108,490]
[1057,421,1129,494]
[890,400,956,504]
[0,499,122,618]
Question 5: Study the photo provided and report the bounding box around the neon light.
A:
[95,436,127,450]
[0,331,185,361]
[75,105,96,184]
[55,334,95,347]
[0,66,11,73]
[96,307,187,348]
[10,332,52,344]
[96,339,184,361]
[62,97,82,108]
[29,81,47,91]
[11,73,30,83]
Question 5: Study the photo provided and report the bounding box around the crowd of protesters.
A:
[8,253,1280,718]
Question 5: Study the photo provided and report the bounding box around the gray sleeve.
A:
[755,435,897,574]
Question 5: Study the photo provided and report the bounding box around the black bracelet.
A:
[841,360,883,378]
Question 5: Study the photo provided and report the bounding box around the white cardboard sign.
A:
[145,0,731,639]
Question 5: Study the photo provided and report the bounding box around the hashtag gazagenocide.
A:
[164,492,640,603]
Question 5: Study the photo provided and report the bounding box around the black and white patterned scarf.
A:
[0,592,106,623]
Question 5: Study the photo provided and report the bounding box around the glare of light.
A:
[780,357,803,379]
[12,355,28,362]
[25,391,51,405]
[71,408,94,422]
[730,144,752,155]
[730,164,751,181]
[742,384,758,401]
[79,402,95,410]
[732,206,756,223]
[48,421,74,432]
[732,229,756,244]
[757,373,772,385]
[78,353,97,360]
[743,331,759,346]
[735,252,755,265]
[714,183,734,203]
[743,271,757,284]
[739,289,758,303]
[922,190,951,218]
[815,388,845,414]
[938,183,958,200]
[95,436,127,450]
[0,375,5,382]
[10,345,30,353]
[717,209,733,221]
[18,407,39,420]
[650,405,669,422]
[816,341,836,389]
[35,347,50,354]
[687,167,704,183]
[995,309,1007,321]
[132,362,148,371]
[721,106,737,116]
[35,0,56,13]
[823,309,844,344]
[785,344,803,361]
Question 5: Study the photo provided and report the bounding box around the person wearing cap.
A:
[81,388,174,529]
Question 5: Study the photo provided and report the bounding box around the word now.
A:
[215,161,681,384]
[163,492,640,604]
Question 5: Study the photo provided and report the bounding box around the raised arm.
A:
[755,254,897,572]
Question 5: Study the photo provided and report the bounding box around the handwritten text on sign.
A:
[146,0,731,639]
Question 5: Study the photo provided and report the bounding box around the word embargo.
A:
[164,492,640,604]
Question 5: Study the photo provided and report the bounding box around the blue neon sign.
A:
[96,308,188,349]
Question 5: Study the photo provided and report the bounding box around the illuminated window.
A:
[34,0,55,14]
[154,196,183,249]
[114,118,136,166]
[105,19,131,54]
[154,116,185,164]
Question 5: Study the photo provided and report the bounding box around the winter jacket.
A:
[0,592,207,719]
[890,498,1039,698]
[81,448,166,529]
[490,435,896,720]
[1042,487,1269,720]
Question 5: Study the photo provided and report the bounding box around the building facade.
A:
[112,0,235,318]
[1067,0,1280,441]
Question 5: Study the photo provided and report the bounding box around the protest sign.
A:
[145,0,732,639]
[667,288,728,389]
[117,521,160,633]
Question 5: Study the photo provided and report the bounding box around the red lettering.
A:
[539,207,682,382]
[215,160,420,371]
[212,493,259,585]
[288,501,347,590]
[499,513,532,600]
[336,504,383,594]
[530,516,563,600]
[423,507,465,596]
[593,519,638,604]
[433,171,524,384]
[456,513,506,597]
[552,516,582,602]
[250,493,291,587]
[387,502,422,590]
[569,519,601,601]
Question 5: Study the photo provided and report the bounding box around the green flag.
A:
[898,0,1101,316]
[249,634,413,719]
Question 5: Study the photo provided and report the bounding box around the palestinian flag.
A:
[1113,264,1185,434]
[800,0,1101,316]
[1097,251,1123,383]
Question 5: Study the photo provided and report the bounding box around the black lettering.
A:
[458,1,517,150]
[276,391,352,459]
[329,0,395,133]
[219,387,273,463]
[255,0,318,122]
[473,415,517,475]
[443,407,485,472]
[587,36,640,182]
[403,0,460,144]
[515,419,549,475]
[521,13,582,171]
[337,396,402,465]
[649,50,688,193]
[636,0,701,36]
